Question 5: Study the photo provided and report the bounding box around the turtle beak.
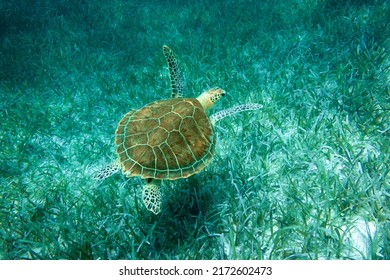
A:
[215,87,226,96]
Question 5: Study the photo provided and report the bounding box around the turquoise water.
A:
[0,0,389,259]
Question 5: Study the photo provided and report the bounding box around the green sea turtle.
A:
[94,45,262,214]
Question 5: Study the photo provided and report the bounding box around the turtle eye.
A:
[214,87,225,95]
[210,89,225,103]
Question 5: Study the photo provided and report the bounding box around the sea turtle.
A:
[94,45,262,214]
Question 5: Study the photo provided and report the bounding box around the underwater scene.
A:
[0,0,389,260]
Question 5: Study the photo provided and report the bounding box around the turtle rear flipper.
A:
[93,161,120,180]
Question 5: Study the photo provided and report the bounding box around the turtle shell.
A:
[115,98,215,180]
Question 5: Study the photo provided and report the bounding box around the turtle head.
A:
[196,87,226,111]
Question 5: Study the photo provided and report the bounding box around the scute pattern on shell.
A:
[115,98,215,180]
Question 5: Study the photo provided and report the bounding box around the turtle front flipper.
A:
[210,103,263,125]
[142,180,162,214]
[163,45,185,98]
